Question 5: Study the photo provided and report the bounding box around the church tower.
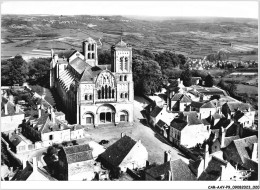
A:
[82,37,98,67]
[111,38,132,74]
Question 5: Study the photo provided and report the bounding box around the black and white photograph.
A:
[0,1,259,189]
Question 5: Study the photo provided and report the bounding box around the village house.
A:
[12,157,57,181]
[57,144,96,180]
[149,105,178,127]
[169,111,210,148]
[168,93,192,112]
[98,135,148,178]
[190,100,218,119]
[189,145,237,181]
[1,97,25,134]
[8,132,33,154]
[223,135,258,169]
[145,151,195,181]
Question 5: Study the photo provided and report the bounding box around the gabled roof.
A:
[198,156,228,181]
[232,135,258,163]
[80,65,102,82]
[213,135,240,150]
[225,102,254,112]
[145,159,196,181]
[150,106,163,118]
[170,112,203,131]
[156,120,167,128]
[211,118,231,130]
[70,57,88,74]
[171,93,192,103]
[11,161,57,181]
[63,144,93,164]
[1,97,24,116]
[99,135,137,167]
[9,134,23,147]
[190,101,216,109]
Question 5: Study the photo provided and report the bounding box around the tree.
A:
[98,50,112,65]
[180,69,192,87]
[1,55,28,86]
[204,74,214,87]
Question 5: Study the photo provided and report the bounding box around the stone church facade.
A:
[50,37,134,126]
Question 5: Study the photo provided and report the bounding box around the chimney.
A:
[146,160,150,167]
[32,157,37,172]
[4,103,8,115]
[168,170,172,181]
[15,104,19,114]
[251,143,258,162]
[164,150,171,163]
[37,105,41,118]
[54,54,58,63]
[220,127,225,148]
[59,124,64,130]
[204,144,209,170]
[186,115,189,123]
[22,159,27,170]
[220,165,226,181]
[121,132,125,138]
[51,108,55,123]
[177,78,180,85]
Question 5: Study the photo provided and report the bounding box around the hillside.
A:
[1,14,258,60]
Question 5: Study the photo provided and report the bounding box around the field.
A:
[1,15,258,61]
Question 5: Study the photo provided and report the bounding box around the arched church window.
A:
[125,57,128,71]
[89,95,92,100]
[125,93,128,99]
[124,75,127,81]
[120,93,124,99]
[88,44,91,51]
[112,89,115,98]
[92,53,95,59]
[85,94,88,100]
[92,44,95,51]
[98,90,101,99]
[108,86,111,98]
[101,86,105,99]
[120,57,123,71]
[119,75,123,81]
[88,53,90,59]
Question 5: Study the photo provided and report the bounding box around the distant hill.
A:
[1,14,258,60]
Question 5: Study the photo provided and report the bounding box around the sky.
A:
[1,1,259,19]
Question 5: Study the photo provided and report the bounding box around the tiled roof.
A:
[171,112,203,131]
[202,119,210,126]
[232,135,258,163]
[156,120,167,128]
[171,93,192,103]
[11,161,57,181]
[198,156,228,181]
[150,106,163,118]
[1,97,24,116]
[9,134,23,147]
[201,101,216,108]
[70,57,88,74]
[63,144,93,164]
[145,159,196,181]
[226,102,254,112]
[189,159,202,177]
[190,101,204,108]
[99,135,137,167]
[243,157,258,172]
[80,65,102,82]
[211,118,231,130]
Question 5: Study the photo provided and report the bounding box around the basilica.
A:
[50,37,134,126]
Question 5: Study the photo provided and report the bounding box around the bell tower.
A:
[82,37,98,67]
[111,38,132,74]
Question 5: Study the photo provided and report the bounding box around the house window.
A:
[125,93,128,99]
[28,144,34,150]
[124,75,127,81]
[92,44,95,51]
[88,44,91,51]
[85,95,88,100]
[120,93,124,99]
[49,135,53,140]
[19,146,26,152]
[92,53,95,59]
[64,65,67,69]
[88,53,90,59]
[89,95,92,100]
[125,57,128,71]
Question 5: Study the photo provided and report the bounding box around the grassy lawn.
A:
[236,84,258,95]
